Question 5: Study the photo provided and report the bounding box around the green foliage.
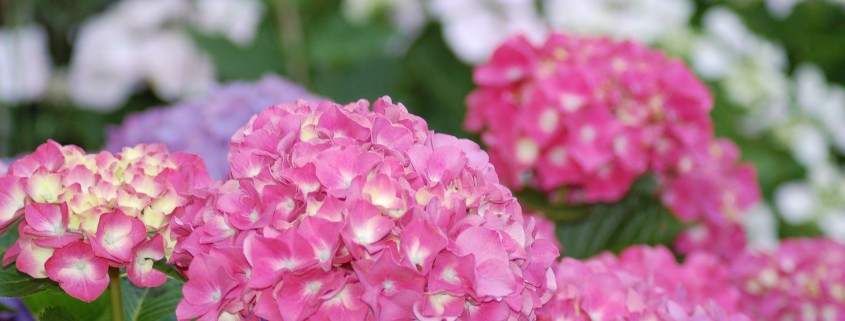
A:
[553,193,686,259]
[37,307,83,321]
[519,179,686,259]
[0,261,58,298]
[22,286,109,321]
[120,278,182,321]
[19,275,182,321]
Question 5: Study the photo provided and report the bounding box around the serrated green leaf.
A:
[21,285,109,320]
[37,306,83,321]
[152,261,186,283]
[122,278,182,321]
[554,193,685,259]
[0,225,19,251]
[0,259,57,297]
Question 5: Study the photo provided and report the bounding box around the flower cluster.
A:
[467,33,758,212]
[106,74,318,179]
[730,238,845,320]
[537,245,751,320]
[0,141,211,302]
[0,24,51,105]
[69,0,264,110]
[170,98,558,320]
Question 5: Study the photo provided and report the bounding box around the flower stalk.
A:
[109,268,124,321]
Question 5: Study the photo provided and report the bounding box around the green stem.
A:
[274,0,309,85]
[109,268,124,321]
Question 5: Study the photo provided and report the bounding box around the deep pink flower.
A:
[0,141,211,302]
[127,234,167,288]
[44,241,110,302]
[466,32,760,259]
[172,98,557,320]
[729,238,845,320]
[537,245,751,321]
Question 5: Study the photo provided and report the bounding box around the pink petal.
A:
[90,211,148,264]
[44,241,109,302]
[0,176,25,233]
[128,235,167,288]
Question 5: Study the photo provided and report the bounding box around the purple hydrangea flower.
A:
[0,298,33,321]
[106,74,318,179]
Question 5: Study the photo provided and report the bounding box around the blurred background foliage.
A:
[2,0,844,253]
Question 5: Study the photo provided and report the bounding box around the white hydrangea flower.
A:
[0,24,51,104]
[143,31,215,101]
[743,204,779,250]
[68,0,264,111]
[69,16,145,109]
[544,0,692,45]
[774,182,818,225]
[194,0,264,45]
[430,0,546,63]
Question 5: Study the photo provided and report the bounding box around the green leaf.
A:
[37,306,83,321]
[0,259,58,297]
[0,224,19,251]
[121,278,182,321]
[522,189,686,259]
[152,261,186,283]
[22,286,109,321]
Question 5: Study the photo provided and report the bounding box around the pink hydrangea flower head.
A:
[537,245,751,321]
[730,238,845,320]
[467,33,760,260]
[0,140,211,301]
[466,33,715,203]
[172,98,558,320]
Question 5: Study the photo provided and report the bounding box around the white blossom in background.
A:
[690,8,789,112]
[774,164,845,242]
[764,0,845,18]
[543,0,693,45]
[0,24,51,104]
[343,0,426,35]
[68,0,263,111]
[429,0,546,63]
[743,204,779,250]
[194,0,264,45]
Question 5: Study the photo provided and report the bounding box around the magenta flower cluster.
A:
[730,238,845,320]
[536,245,752,320]
[106,75,319,179]
[465,33,759,223]
[0,141,211,301]
[169,98,558,320]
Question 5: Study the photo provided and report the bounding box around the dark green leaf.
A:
[0,224,19,251]
[0,259,57,297]
[121,278,182,321]
[22,286,109,321]
[37,306,83,321]
[521,190,686,259]
[152,261,186,283]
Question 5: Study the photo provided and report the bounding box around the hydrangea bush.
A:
[169,97,558,320]
[465,33,760,258]
[0,141,211,301]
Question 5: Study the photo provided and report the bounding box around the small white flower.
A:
[193,0,264,45]
[0,24,51,104]
[743,204,779,251]
[431,0,546,63]
[143,31,215,101]
[819,213,845,242]
[774,182,818,225]
[789,124,829,167]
